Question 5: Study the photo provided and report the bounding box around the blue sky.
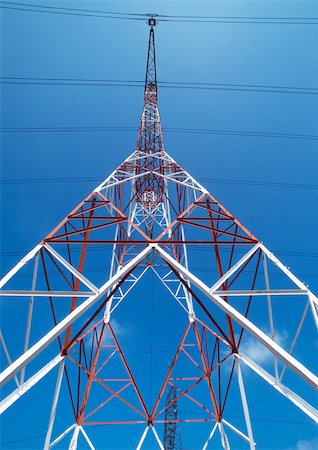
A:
[1,1,318,449]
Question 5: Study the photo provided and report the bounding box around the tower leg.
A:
[236,358,256,450]
[80,426,95,450]
[43,359,65,450]
[218,421,231,450]
[151,426,165,449]
[68,425,80,450]
[48,424,75,449]
[20,251,40,384]
[309,293,318,330]
[136,426,149,450]
[202,422,218,450]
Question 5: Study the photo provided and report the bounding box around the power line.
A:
[1,77,318,95]
[0,413,310,447]
[0,3,145,21]
[1,174,317,190]
[1,243,318,260]
[200,178,318,189]
[3,2,317,20]
[6,266,318,280]
[1,126,318,142]
[1,2,317,24]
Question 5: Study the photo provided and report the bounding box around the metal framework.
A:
[1,18,318,449]
[163,385,182,449]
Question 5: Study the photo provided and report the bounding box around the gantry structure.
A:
[164,385,182,449]
[0,18,318,449]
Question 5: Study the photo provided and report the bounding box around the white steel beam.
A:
[44,244,99,293]
[155,245,318,391]
[97,171,152,191]
[0,331,19,388]
[0,244,42,289]
[260,244,318,307]
[0,354,64,414]
[0,245,153,387]
[209,243,261,292]
[202,422,218,450]
[309,292,318,330]
[49,424,75,448]
[279,300,310,383]
[236,353,318,423]
[155,172,205,193]
[222,419,250,444]
[151,426,165,450]
[106,267,150,321]
[152,267,192,317]
[235,359,256,449]
[218,421,231,450]
[159,152,209,194]
[92,152,136,192]
[136,426,149,450]
[69,425,80,450]
[262,252,279,380]
[20,251,40,384]
[80,427,95,450]
[44,359,65,450]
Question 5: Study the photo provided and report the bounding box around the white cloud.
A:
[102,317,128,346]
[284,437,318,450]
[295,438,318,450]
[109,317,127,337]
[241,337,272,364]
[82,318,128,351]
[240,329,289,365]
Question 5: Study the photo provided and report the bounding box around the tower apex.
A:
[148,16,157,27]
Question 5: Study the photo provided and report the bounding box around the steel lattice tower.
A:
[1,19,318,450]
[164,385,182,449]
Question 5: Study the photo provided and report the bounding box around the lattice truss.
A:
[1,20,318,450]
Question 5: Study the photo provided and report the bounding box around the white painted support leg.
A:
[136,426,149,450]
[262,252,279,380]
[0,354,64,414]
[43,359,65,450]
[235,358,256,449]
[68,425,80,450]
[44,244,99,293]
[180,225,195,321]
[106,267,149,320]
[0,244,42,289]
[0,331,19,388]
[202,422,218,450]
[279,300,310,383]
[260,244,318,309]
[209,244,261,292]
[151,426,165,450]
[309,293,318,330]
[20,251,40,384]
[218,421,231,450]
[80,426,95,450]
[237,352,318,423]
[48,424,75,448]
[222,420,250,444]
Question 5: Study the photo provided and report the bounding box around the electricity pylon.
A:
[1,18,317,450]
[164,385,182,449]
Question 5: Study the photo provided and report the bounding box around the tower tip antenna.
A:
[147,14,157,28]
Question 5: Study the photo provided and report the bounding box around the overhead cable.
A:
[1,2,318,24]
[1,77,318,95]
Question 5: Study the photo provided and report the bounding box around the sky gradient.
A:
[1,1,318,449]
